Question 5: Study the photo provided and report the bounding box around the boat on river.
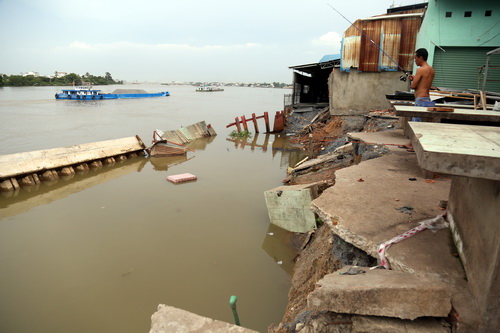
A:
[196,85,224,92]
[55,86,170,100]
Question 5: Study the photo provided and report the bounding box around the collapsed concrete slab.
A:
[350,315,450,333]
[149,304,258,333]
[308,266,452,320]
[264,183,319,233]
[308,130,481,331]
[310,150,455,276]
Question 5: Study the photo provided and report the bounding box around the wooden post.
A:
[264,112,270,133]
[241,115,248,131]
[308,134,314,158]
[252,113,259,133]
[480,91,487,111]
[234,117,241,132]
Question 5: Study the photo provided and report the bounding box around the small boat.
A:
[55,86,170,100]
[196,86,224,92]
[147,130,188,157]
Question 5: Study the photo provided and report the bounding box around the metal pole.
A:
[229,295,240,326]
[482,55,490,92]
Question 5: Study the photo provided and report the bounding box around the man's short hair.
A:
[415,48,428,61]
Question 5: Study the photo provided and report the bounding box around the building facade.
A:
[415,0,500,91]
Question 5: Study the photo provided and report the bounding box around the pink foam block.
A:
[166,173,197,183]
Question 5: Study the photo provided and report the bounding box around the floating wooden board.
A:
[427,107,454,112]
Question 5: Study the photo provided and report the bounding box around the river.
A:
[0,85,304,333]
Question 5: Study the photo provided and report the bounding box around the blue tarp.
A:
[319,54,341,63]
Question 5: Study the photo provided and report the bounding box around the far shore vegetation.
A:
[0,72,292,89]
[0,72,122,87]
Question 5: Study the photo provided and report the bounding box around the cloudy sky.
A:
[0,0,425,83]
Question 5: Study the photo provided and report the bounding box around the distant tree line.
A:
[0,72,123,87]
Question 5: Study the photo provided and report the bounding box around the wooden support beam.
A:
[264,112,270,133]
[481,91,487,111]
[252,113,259,133]
[241,115,248,131]
[234,117,241,132]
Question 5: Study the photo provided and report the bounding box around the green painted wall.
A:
[416,0,500,65]
[414,0,500,91]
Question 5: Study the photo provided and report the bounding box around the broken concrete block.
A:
[308,266,451,320]
[166,173,197,183]
[334,142,354,154]
[351,315,450,333]
[264,183,319,233]
[150,304,257,333]
[0,179,14,192]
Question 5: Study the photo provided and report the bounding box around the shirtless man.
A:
[403,48,435,151]
[409,48,435,106]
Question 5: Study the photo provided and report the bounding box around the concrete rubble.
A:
[159,121,217,145]
[308,266,452,320]
[264,183,320,232]
[149,304,258,333]
[271,126,481,332]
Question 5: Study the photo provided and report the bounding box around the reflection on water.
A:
[227,133,306,168]
[149,155,192,171]
[261,223,299,276]
[0,85,302,333]
[0,158,148,219]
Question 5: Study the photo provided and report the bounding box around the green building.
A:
[415,0,500,92]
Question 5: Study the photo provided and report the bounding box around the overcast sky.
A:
[0,0,425,83]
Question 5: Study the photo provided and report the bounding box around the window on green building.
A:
[485,10,492,16]
[464,11,472,17]
[445,11,452,17]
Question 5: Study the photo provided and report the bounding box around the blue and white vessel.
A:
[55,86,170,100]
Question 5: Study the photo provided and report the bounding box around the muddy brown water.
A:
[0,85,305,332]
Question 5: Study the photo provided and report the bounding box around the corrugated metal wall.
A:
[359,20,382,71]
[341,10,423,73]
[342,21,362,69]
[399,17,421,71]
[380,19,402,71]
[433,47,500,92]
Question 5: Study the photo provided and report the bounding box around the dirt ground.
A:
[286,108,398,158]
